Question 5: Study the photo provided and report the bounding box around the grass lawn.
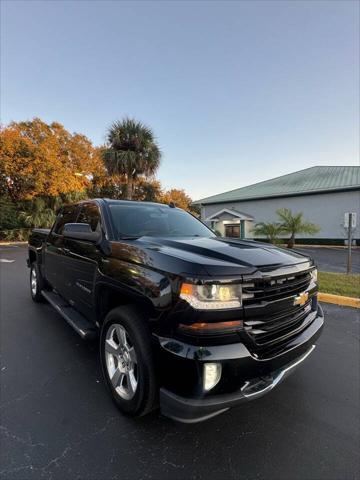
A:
[318,271,360,298]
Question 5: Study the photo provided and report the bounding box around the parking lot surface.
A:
[294,246,360,273]
[0,245,359,480]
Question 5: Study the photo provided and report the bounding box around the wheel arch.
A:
[28,248,37,265]
[96,284,156,326]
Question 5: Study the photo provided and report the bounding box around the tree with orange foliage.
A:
[161,188,199,215]
[133,178,162,202]
[0,118,105,202]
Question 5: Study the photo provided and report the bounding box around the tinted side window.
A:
[77,203,101,232]
[53,205,79,235]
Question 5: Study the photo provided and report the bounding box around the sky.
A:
[1,0,359,200]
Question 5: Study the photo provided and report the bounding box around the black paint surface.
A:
[0,246,359,480]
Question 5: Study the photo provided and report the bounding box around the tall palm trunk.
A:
[287,233,295,248]
[126,176,133,200]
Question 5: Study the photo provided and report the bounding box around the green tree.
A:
[103,118,161,200]
[277,208,320,248]
[252,222,284,244]
[0,195,22,230]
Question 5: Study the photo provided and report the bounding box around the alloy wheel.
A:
[31,267,37,296]
[105,324,138,400]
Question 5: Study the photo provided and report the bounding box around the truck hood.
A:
[125,236,312,277]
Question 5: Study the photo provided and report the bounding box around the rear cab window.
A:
[52,205,80,236]
[77,203,102,233]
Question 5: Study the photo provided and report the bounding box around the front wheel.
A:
[30,263,45,303]
[100,306,157,417]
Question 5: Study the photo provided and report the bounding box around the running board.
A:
[41,290,98,340]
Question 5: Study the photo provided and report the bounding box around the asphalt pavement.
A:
[293,246,360,273]
[0,245,359,480]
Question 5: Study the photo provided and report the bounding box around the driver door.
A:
[44,204,80,297]
[62,202,102,321]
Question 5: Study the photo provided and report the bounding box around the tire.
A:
[100,306,157,417]
[30,263,46,303]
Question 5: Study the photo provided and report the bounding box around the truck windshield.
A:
[108,204,215,239]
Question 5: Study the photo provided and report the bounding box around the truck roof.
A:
[61,198,177,209]
[101,198,170,207]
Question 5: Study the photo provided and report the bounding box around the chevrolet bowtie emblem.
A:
[294,291,309,306]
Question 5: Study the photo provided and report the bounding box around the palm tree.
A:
[103,118,161,200]
[277,208,320,248]
[252,222,284,244]
[21,198,57,228]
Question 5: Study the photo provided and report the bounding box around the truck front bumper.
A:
[158,305,324,423]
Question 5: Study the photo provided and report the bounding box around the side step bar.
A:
[41,290,98,340]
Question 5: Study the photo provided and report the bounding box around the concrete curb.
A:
[0,242,28,246]
[294,245,359,250]
[318,292,360,309]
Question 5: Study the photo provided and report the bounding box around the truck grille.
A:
[244,301,313,343]
[242,270,312,305]
[242,267,317,357]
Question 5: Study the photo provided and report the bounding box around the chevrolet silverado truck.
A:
[27,199,324,423]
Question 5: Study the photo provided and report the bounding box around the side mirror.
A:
[63,223,101,243]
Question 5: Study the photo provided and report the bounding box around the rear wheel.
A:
[100,306,157,417]
[30,263,45,303]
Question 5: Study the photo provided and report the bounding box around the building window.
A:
[225,224,240,238]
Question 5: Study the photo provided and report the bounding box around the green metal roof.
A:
[194,166,360,205]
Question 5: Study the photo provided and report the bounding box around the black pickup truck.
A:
[28,199,324,423]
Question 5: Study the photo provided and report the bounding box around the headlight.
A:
[311,268,318,282]
[180,283,242,310]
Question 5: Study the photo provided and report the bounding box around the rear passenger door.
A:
[62,202,102,321]
[44,205,80,295]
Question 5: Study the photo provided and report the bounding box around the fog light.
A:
[203,363,222,391]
